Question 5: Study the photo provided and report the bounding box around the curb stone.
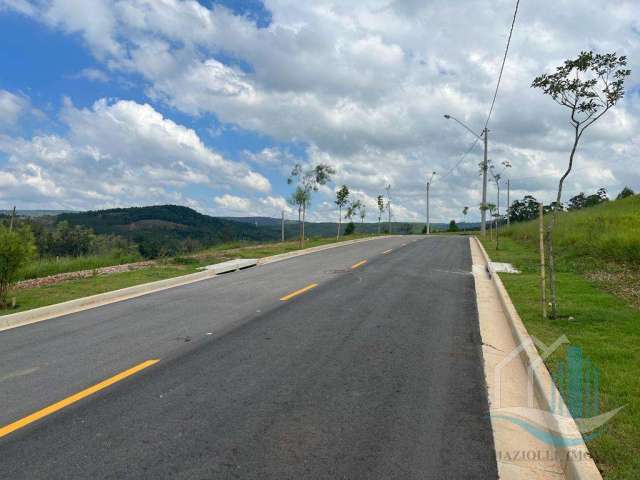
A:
[1,235,400,333]
[473,236,602,480]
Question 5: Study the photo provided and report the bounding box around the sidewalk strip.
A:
[0,359,159,439]
[350,260,368,269]
[280,283,318,301]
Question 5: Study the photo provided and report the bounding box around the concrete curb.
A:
[473,236,602,480]
[1,235,398,333]
[256,235,398,265]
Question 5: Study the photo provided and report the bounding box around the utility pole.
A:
[426,171,436,234]
[481,128,489,237]
[507,179,511,227]
[281,210,285,242]
[495,178,500,250]
[385,184,392,234]
[443,115,488,236]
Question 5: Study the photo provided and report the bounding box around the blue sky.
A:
[1,0,638,222]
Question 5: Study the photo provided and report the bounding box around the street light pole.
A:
[481,128,489,237]
[443,114,489,236]
[385,184,392,234]
[426,171,436,235]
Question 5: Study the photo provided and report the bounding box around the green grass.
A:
[2,233,384,316]
[17,252,143,281]
[481,234,640,479]
[6,265,197,314]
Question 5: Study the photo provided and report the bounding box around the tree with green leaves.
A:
[0,224,37,308]
[462,206,469,231]
[376,195,385,233]
[532,51,630,318]
[616,186,635,200]
[448,220,459,232]
[335,185,350,241]
[288,163,335,248]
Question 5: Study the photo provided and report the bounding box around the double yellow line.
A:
[0,359,159,439]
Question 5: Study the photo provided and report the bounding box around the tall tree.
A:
[532,51,630,318]
[376,195,385,233]
[335,185,350,241]
[288,163,335,248]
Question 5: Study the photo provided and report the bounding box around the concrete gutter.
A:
[473,236,602,480]
[1,235,397,333]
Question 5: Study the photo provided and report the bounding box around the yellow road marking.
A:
[280,283,318,301]
[351,260,368,269]
[0,359,159,439]
[382,249,393,254]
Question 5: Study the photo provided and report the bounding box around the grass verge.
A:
[481,236,639,479]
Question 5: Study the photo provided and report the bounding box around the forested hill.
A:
[52,205,447,257]
[56,205,281,256]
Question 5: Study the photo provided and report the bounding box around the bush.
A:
[0,225,37,307]
[344,222,355,235]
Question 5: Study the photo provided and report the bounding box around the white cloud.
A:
[75,67,109,82]
[3,0,640,220]
[0,98,270,210]
[213,193,292,217]
[0,90,31,128]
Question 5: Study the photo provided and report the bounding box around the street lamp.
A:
[426,171,436,235]
[443,114,489,236]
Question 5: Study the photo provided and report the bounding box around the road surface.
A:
[0,236,497,479]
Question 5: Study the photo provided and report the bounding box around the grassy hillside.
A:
[503,195,640,266]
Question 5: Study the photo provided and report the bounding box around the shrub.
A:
[0,225,37,307]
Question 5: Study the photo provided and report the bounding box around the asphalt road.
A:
[0,236,497,479]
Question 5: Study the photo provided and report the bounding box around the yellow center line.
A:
[280,283,318,301]
[382,249,393,254]
[0,359,159,439]
[351,259,368,269]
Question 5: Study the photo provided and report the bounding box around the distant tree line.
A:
[507,186,634,224]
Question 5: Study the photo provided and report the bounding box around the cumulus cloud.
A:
[0,90,32,128]
[0,98,270,210]
[4,0,640,220]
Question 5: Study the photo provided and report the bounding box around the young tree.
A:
[532,51,630,318]
[462,206,469,231]
[0,224,37,308]
[345,199,362,226]
[288,163,335,247]
[448,220,459,232]
[486,203,496,240]
[335,185,350,241]
[359,204,366,224]
[376,195,385,233]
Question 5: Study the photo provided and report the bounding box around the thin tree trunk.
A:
[298,205,302,249]
[337,207,341,241]
[301,205,306,249]
[547,124,581,318]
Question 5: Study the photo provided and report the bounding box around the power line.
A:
[484,0,521,129]
[437,136,481,182]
